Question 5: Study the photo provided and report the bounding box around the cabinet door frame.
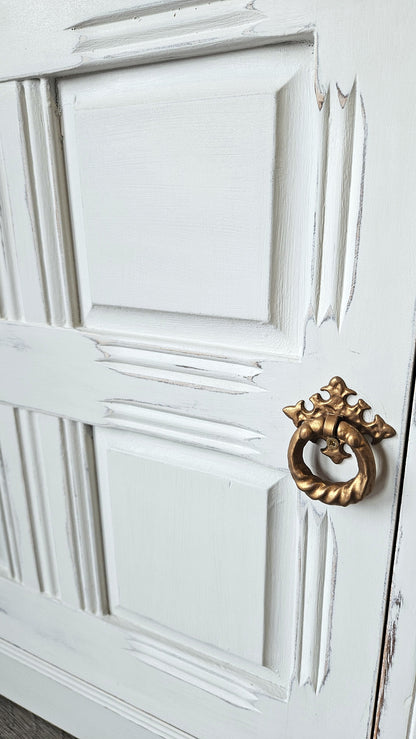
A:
[373,361,416,738]
[0,3,415,739]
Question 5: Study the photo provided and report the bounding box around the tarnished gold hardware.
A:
[283,377,396,506]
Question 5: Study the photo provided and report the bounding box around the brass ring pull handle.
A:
[283,377,395,506]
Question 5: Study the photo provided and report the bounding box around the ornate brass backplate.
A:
[283,377,396,506]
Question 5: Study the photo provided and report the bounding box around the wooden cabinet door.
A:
[0,2,414,738]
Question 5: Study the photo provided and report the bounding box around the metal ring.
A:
[287,417,376,506]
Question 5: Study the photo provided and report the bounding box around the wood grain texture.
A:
[0,694,74,739]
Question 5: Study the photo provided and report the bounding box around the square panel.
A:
[95,429,280,665]
[59,44,316,354]
[64,92,274,321]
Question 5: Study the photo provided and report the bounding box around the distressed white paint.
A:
[0,80,77,325]
[297,503,337,693]
[373,387,416,738]
[0,1,414,738]
[313,81,366,327]
[0,406,106,611]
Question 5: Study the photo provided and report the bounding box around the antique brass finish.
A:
[283,377,396,506]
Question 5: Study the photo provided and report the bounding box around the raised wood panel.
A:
[0,431,338,716]
[62,81,275,321]
[92,427,333,705]
[0,56,365,358]
[59,44,318,354]
[95,428,280,664]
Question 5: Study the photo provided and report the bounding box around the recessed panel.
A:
[60,47,311,332]
[95,430,275,664]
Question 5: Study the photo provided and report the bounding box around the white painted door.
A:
[0,2,414,738]
[373,377,416,737]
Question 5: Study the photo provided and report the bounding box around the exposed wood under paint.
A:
[0,694,73,739]
[0,2,414,738]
